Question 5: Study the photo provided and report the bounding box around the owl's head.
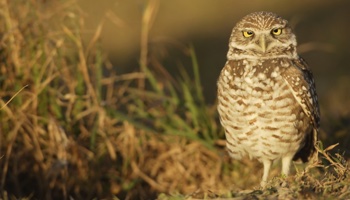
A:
[228,11,298,60]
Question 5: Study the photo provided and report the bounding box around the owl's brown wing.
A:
[282,57,320,162]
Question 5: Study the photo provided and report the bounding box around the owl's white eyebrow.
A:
[271,25,285,29]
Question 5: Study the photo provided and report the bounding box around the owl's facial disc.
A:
[241,30,278,54]
[227,12,298,60]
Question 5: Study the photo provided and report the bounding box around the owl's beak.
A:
[259,35,267,53]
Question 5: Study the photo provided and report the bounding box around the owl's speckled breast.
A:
[217,58,311,161]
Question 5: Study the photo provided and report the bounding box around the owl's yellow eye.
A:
[243,31,254,38]
[271,28,282,35]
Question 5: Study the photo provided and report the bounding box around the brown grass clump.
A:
[0,0,234,199]
[1,0,350,200]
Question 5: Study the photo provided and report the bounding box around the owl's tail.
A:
[293,128,318,163]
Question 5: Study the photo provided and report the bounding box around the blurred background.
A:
[80,0,350,146]
[80,0,349,104]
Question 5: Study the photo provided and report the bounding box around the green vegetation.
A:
[0,0,349,199]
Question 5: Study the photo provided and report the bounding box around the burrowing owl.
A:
[217,11,320,187]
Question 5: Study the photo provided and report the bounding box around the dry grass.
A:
[0,0,349,200]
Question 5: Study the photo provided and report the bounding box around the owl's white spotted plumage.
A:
[217,11,320,187]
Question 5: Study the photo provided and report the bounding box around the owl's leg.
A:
[260,159,272,187]
[281,154,294,176]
